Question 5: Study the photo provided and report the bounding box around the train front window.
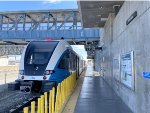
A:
[25,41,58,65]
[27,52,51,65]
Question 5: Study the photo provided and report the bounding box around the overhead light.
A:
[113,5,120,9]
[99,6,103,9]
[97,15,101,17]
[101,18,107,21]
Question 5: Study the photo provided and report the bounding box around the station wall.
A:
[97,1,150,113]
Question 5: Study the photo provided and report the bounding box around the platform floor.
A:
[74,64,133,113]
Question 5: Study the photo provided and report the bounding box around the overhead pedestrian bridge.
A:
[0,9,100,43]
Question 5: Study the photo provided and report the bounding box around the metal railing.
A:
[0,28,100,41]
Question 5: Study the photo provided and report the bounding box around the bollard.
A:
[62,81,64,104]
[58,84,61,110]
[41,95,44,113]
[59,83,62,108]
[67,77,69,95]
[38,98,41,113]
[44,92,48,113]
[55,87,58,113]
[51,87,55,113]
[55,83,61,112]
[31,101,35,113]
[63,80,65,101]
[24,107,28,113]
[49,90,52,113]
[63,80,66,101]
[68,77,70,94]
[60,82,63,106]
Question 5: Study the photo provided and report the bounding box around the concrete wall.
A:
[98,1,150,113]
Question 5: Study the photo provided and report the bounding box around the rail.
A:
[23,72,77,113]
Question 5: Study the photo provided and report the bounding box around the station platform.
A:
[74,64,133,113]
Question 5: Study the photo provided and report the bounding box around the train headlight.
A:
[19,70,24,75]
[44,70,55,75]
[21,76,24,80]
[43,75,47,80]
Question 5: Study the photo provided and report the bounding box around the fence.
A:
[23,72,77,113]
[0,70,18,85]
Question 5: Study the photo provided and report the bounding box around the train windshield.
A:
[25,41,58,65]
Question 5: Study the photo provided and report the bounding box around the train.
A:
[16,40,86,93]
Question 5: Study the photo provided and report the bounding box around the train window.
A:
[26,52,51,65]
[58,53,69,70]
[25,41,58,65]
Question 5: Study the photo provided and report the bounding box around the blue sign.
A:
[143,72,150,79]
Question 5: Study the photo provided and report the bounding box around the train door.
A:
[76,57,80,78]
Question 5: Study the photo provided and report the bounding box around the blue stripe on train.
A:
[49,68,70,83]
[48,50,70,83]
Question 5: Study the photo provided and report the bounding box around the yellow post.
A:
[55,83,61,113]
[59,84,61,109]
[63,80,66,101]
[49,90,51,113]
[66,78,68,97]
[51,87,55,113]
[44,92,48,113]
[41,95,44,113]
[64,80,66,100]
[31,101,35,113]
[69,76,72,92]
[60,82,63,106]
[59,83,61,108]
[69,76,71,93]
[55,90,58,112]
[38,98,41,113]
[72,75,73,89]
[58,84,61,110]
[24,107,28,113]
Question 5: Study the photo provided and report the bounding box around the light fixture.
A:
[101,18,107,21]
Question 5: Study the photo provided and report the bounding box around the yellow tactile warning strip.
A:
[61,71,85,113]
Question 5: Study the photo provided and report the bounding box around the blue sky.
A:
[0,1,78,11]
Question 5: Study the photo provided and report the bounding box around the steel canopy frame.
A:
[0,9,80,31]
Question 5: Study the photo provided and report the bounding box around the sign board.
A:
[113,57,120,81]
[126,11,137,25]
[143,72,150,79]
[121,51,134,90]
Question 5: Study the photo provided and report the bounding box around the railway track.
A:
[0,90,39,113]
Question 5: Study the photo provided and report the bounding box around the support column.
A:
[15,15,18,30]
[47,13,51,30]
[23,14,26,31]
[7,18,9,30]
[0,15,3,30]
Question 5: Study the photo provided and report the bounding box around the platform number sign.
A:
[120,51,135,90]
